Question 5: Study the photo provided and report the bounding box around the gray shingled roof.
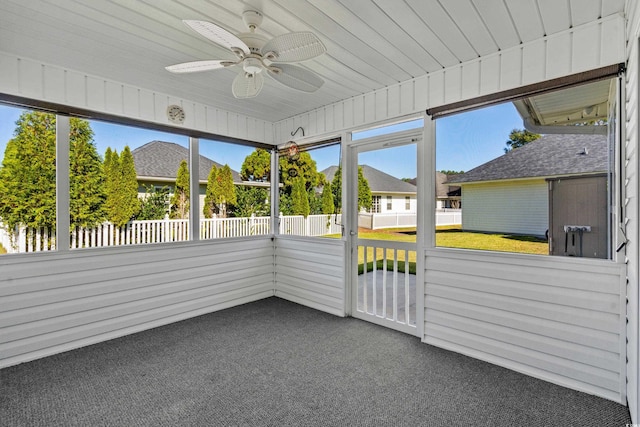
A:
[132,141,242,183]
[447,134,608,184]
[321,165,416,193]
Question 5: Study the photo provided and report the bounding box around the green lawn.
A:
[332,226,548,272]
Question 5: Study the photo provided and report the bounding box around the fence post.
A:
[17,225,26,252]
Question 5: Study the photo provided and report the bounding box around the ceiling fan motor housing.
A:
[242,10,263,30]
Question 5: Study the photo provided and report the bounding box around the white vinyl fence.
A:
[1,214,343,254]
[358,210,461,229]
[0,211,459,254]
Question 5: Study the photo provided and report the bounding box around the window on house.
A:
[0,105,57,254]
[433,76,619,259]
[371,196,381,213]
[278,140,341,238]
[200,139,271,239]
[405,196,411,210]
[386,196,392,211]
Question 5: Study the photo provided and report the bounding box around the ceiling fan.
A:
[166,10,326,99]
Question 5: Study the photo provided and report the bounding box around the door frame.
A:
[344,123,426,337]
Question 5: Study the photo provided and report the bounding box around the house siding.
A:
[626,0,640,420]
[374,193,416,213]
[424,249,626,403]
[274,236,346,317]
[461,180,548,236]
[0,238,274,368]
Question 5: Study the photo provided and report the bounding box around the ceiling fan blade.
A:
[165,60,236,73]
[268,64,324,92]
[262,32,326,63]
[183,20,250,56]
[232,72,264,98]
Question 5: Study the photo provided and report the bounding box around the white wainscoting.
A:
[274,236,346,317]
[424,248,626,403]
[0,237,274,368]
[274,15,625,142]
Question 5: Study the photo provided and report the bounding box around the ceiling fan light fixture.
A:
[243,57,263,74]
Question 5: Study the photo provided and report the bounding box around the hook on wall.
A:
[291,126,305,138]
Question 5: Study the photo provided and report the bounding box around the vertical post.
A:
[56,115,70,252]
[189,137,200,242]
[416,111,435,340]
[343,131,354,316]
[270,148,279,237]
[18,225,26,253]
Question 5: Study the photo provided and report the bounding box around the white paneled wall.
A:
[626,0,640,420]
[0,238,274,369]
[0,52,273,145]
[274,15,625,141]
[424,249,627,403]
[274,237,346,317]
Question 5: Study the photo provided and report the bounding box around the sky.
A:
[0,102,525,179]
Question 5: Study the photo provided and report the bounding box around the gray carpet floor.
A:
[0,297,632,426]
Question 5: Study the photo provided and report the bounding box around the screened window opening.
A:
[68,120,190,249]
[201,139,271,239]
[0,100,273,253]
[0,106,57,254]
[434,77,619,259]
[278,141,341,238]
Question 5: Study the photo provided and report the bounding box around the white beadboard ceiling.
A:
[0,0,626,123]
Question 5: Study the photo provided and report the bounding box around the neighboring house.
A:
[321,165,417,213]
[447,134,608,255]
[131,140,265,217]
[434,173,461,209]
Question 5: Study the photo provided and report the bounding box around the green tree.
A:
[331,166,342,213]
[103,148,119,224]
[170,160,190,219]
[0,111,105,232]
[504,128,541,153]
[0,112,57,231]
[320,184,334,215]
[278,152,320,215]
[203,164,218,218]
[279,151,320,191]
[137,185,169,220]
[438,170,465,175]
[103,146,139,227]
[117,146,139,225]
[330,166,371,212]
[241,149,271,181]
[69,118,106,228]
[204,164,237,218]
[290,177,310,217]
[357,166,372,212]
[229,186,269,217]
[214,165,237,218]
